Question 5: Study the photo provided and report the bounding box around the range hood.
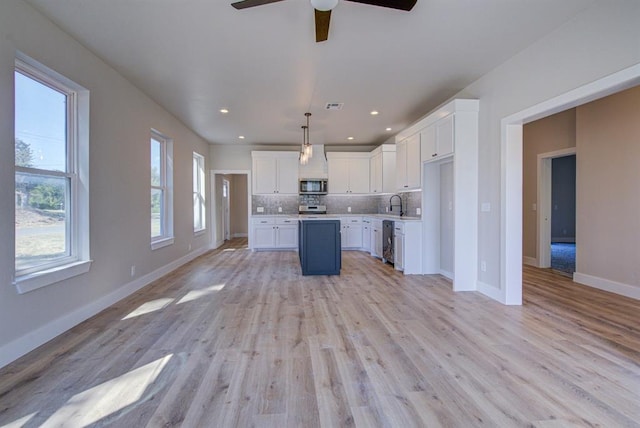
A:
[299,144,328,179]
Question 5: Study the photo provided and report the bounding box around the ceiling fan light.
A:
[310,0,338,11]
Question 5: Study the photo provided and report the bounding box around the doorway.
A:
[502,63,640,305]
[222,178,230,241]
[211,170,251,249]
[536,148,576,275]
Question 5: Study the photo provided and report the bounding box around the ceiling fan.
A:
[231,0,417,42]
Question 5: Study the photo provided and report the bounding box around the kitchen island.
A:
[298,219,341,275]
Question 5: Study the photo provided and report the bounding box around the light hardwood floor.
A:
[1,238,639,427]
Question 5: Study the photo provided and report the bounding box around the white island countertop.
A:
[254,214,422,222]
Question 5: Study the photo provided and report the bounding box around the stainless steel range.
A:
[298,204,327,215]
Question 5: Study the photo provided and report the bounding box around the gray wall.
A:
[0,0,211,366]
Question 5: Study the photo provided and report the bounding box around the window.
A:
[193,152,206,233]
[150,130,174,249]
[14,55,90,293]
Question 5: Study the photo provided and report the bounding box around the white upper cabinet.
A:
[252,151,299,195]
[370,144,396,194]
[421,114,454,163]
[396,133,421,190]
[327,153,370,194]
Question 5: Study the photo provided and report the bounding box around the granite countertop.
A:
[253,213,422,222]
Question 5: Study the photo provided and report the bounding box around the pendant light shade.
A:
[300,112,313,165]
[310,0,339,11]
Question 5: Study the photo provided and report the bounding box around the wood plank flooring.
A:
[1,238,640,427]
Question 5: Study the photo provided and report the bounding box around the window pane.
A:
[15,172,69,271]
[15,71,67,172]
[193,193,202,230]
[151,138,161,186]
[151,188,163,238]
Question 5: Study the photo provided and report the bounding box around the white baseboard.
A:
[573,272,640,301]
[476,280,505,303]
[523,256,538,267]
[439,269,454,280]
[232,233,248,238]
[212,239,225,249]
[0,247,210,370]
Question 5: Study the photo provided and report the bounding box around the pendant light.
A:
[300,112,313,165]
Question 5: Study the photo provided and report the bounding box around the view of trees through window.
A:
[15,68,70,272]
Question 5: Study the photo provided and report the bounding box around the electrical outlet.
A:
[481,261,487,272]
[532,203,537,211]
[385,206,389,212]
[257,207,264,213]
[416,208,421,216]
[347,207,351,213]
[130,265,136,277]
[278,206,282,213]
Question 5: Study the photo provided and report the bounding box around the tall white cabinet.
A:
[370,144,396,194]
[326,153,370,194]
[395,133,421,190]
[396,99,479,291]
[251,151,299,195]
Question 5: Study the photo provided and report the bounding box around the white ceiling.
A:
[27,0,593,147]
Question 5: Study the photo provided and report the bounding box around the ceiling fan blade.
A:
[231,0,286,10]
[315,9,331,42]
[345,0,417,11]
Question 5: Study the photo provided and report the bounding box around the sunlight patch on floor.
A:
[1,412,36,428]
[122,298,174,320]
[42,355,172,427]
[177,283,225,304]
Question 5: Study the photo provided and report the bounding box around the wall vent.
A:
[325,103,344,110]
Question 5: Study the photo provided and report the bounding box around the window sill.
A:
[14,260,93,294]
[151,236,174,251]
[194,228,207,237]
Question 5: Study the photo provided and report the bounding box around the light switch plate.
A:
[278,207,282,212]
[481,203,491,212]
[257,207,264,213]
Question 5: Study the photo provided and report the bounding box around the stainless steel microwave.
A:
[299,179,328,195]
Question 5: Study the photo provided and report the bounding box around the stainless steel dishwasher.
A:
[382,220,394,265]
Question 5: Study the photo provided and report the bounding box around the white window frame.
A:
[150,130,174,250]
[193,152,206,234]
[13,54,91,294]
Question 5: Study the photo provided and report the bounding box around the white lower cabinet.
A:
[251,217,298,250]
[362,218,372,253]
[394,221,422,274]
[275,218,298,248]
[371,219,383,258]
[394,222,405,271]
[340,217,363,249]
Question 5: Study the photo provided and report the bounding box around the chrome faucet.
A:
[389,194,404,217]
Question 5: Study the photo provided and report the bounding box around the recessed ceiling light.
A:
[347,136,354,140]
[370,110,379,116]
[386,127,392,131]
[220,108,229,114]
[238,135,245,139]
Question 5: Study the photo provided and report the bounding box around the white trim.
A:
[211,169,251,249]
[476,280,504,302]
[14,260,92,294]
[501,63,640,307]
[0,246,209,370]
[573,272,640,301]
[14,54,91,286]
[523,256,538,267]
[151,236,174,251]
